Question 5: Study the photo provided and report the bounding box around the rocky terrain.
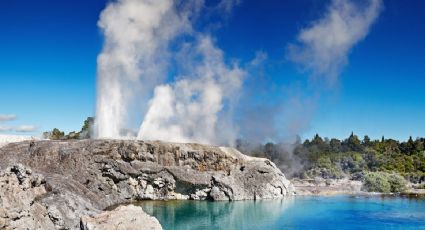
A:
[80,205,162,230]
[291,178,363,196]
[0,139,294,229]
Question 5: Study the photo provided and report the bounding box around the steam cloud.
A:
[95,0,383,146]
[96,0,243,145]
[138,37,244,145]
[95,0,196,138]
[287,0,383,83]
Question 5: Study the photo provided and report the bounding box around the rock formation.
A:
[0,140,294,229]
[80,205,162,230]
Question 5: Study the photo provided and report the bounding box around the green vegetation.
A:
[43,117,94,140]
[238,133,425,188]
[363,172,392,192]
[363,172,407,193]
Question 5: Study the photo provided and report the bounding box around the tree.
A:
[43,117,94,140]
[406,136,415,154]
[311,134,324,145]
[329,138,342,152]
[66,131,80,139]
[363,135,371,146]
[44,128,65,140]
[344,132,362,151]
[264,142,279,161]
[415,138,424,152]
[79,117,94,139]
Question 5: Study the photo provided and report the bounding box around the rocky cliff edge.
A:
[0,140,294,229]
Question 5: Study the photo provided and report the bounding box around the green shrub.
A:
[363,172,407,193]
[363,172,391,193]
[387,173,407,192]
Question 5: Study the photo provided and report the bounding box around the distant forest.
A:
[238,133,425,185]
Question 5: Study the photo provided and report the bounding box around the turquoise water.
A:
[139,196,425,230]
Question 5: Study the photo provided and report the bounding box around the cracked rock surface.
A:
[0,140,294,229]
[80,205,162,230]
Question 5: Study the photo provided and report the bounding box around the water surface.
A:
[139,196,425,230]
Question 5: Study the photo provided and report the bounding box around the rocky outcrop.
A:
[0,140,294,229]
[80,205,162,230]
[0,164,55,229]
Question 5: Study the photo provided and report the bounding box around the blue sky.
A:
[0,0,424,141]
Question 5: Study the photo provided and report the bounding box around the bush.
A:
[43,117,94,140]
[363,172,391,193]
[305,166,345,179]
[387,173,407,192]
[43,128,65,140]
[304,156,345,179]
[363,172,407,193]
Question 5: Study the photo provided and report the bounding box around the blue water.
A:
[139,196,425,230]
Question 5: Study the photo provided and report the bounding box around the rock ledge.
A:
[0,140,293,229]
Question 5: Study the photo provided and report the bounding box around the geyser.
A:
[95,0,383,146]
[137,36,244,145]
[95,0,193,139]
[95,0,243,145]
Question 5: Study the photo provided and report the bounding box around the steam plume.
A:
[96,0,242,144]
[138,36,244,145]
[95,0,195,138]
[95,0,383,148]
[287,0,383,83]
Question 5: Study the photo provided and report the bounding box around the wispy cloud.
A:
[249,51,268,67]
[287,0,383,84]
[14,125,37,132]
[0,114,17,122]
[0,114,37,133]
[217,0,241,14]
[0,126,13,132]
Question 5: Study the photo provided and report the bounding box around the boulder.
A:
[80,205,162,230]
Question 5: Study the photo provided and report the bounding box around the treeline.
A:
[238,133,425,184]
[43,117,94,140]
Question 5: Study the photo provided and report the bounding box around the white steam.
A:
[287,0,383,83]
[95,0,195,138]
[96,0,243,144]
[95,0,383,146]
[138,36,244,145]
